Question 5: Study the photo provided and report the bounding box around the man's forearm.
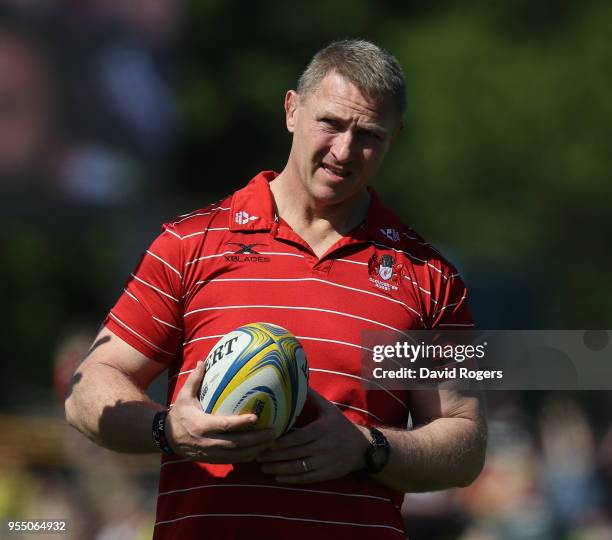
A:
[368,416,487,492]
[65,361,163,453]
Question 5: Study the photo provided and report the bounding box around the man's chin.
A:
[310,183,364,206]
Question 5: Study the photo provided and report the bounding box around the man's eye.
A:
[359,130,382,141]
[320,118,338,128]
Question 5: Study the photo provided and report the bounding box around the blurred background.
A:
[1,0,611,538]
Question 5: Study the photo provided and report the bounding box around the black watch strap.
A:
[364,426,390,474]
[152,410,173,454]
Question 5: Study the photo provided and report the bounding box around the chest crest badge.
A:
[368,253,404,292]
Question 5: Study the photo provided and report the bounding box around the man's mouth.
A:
[321,164,351,179]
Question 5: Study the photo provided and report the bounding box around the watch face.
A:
[371,446,389,469]
[366,428,390,473]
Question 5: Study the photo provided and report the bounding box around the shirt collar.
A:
[360,187,404,241]
[229,170,405,243]
[229,171,279,232]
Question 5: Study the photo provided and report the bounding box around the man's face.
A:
[285,71,400,207]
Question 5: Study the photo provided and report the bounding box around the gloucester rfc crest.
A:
[368,253,404,292]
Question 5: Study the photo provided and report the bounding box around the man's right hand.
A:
[165,361,276,463]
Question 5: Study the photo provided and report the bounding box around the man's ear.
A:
[390,119,403,145]
[285,90,299,133]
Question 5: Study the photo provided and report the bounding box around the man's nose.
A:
[330,131,355,164]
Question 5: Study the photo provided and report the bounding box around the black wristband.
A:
[152,410,173,454]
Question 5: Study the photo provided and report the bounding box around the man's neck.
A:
[270,169,370,258]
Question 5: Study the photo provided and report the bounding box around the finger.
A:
[201,440,276,464]
[204,427,276,450]
[260,458,313,476]
[275,469,331,484]
[257,442,317,463]
[181,361,206,399]
[261,456,323,476]
[205,413,260,434]
[270,424,319,450]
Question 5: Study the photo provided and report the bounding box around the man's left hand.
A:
[258,388,370,483]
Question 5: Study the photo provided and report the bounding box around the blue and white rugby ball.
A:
[199,323,309,437]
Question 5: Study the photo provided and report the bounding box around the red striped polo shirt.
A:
[105,171,473,540]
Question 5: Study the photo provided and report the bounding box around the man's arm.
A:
[369,388,486,491]
[64,327,167,452]
[65,327,276,460]
[258,388,486,492]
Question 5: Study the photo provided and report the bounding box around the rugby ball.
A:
[199,322,309,437]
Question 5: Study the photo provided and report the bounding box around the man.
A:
[66,39,486,539]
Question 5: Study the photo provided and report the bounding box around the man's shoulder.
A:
[159,172,275,240]
[369,198,461,278]
[160,196,234,240]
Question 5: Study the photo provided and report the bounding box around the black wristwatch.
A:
[364,427,390,474]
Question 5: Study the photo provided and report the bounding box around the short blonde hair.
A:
[297,39,407,117]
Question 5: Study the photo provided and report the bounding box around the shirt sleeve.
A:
[429,269,474,329]
[104,223,184,364]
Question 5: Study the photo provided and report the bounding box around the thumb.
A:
[181,360,206,400]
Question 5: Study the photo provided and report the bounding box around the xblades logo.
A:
[227,243,263,254]
[224,242,270,263]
